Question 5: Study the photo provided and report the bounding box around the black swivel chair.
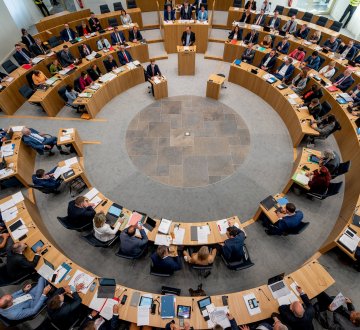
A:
[30,184,60,194]
[81,231,119,247]
[332,161,351,179]
[150,261,172,277]
[318,56,326,69]
[221,245,254,271]
[48,36,62,48]
[319,101,332,117]
[127,0,137,9]
[0,265,36,287]
[74,77,82,93]
[18,84,35,100]
[283,222,310,235]
[306,181,343,200]
[25,71,35,89]
[330,21,343,32]
[57,85,68,103]
[302,12,313,22]
[108,17,119,27]
[316,16,328,27]
[274,5,284,14]
[233,0,243,7]
[57,216,93,232]
[287,8,298,17]
[0,304,46,327]
[100,4,110,13]
[113,1,124,11]
[2,60,18,74]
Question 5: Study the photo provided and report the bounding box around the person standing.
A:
[339,0,360,28]
[33,0,50,17]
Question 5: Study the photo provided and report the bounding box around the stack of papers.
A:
[64,157,78,167]
[0,198,16,212]
[68,270,95,294]
[4,76,14,82]
[338,229,360,252]
[137,305,150,326]
[0,168,14,179]
[216,219,229,235]
[172,227,185,244]
[45,76,59,86]
[1,206,18,223]
[86,51,98,60]
[59,135,71,142]
[52,263,72,284]
[11,126,24,132]
[209,306,230,329]
[79,92,93,98]
[53,166,72,179]
[153,77,161,84]
[1,144,15,157]
[89,293,119,320]
[155,234,172,246]
[84,188,99,200]
[46,51,55,57]
[113,67,125,74]
[62,128,74,135]
[158,218,172,234]
[89,83,101,90]
[99,72,117,83]
[32,57,44,64]
[292,173,310,185]
[243,293,261,315]
[197,226,210,243]
[277,291,299,306]
[126,62,136,70]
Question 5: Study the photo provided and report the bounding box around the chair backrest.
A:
[318,56,326,69]
[74,77,81,93]
[233,0,243,7]
[108,17,118,27]
[57,216,72,229]
[330,21,343,32]
[336,160,351,176]
[274,5,284,14]
[25,71,35,89]
[18,84,34,99]
[319,101,332,117]
[316,16,328,27]
[302,12,313,22]
[326,181,343,197]
[288,8,298,17]
[150,261,172,277]
[127,0,137,9]
[29,184,55,194]
[58,86,68,102]
[286,222,310,235]
[100,4,110,14]
[75,24,83,36]
[114,1,124,11]
[56,50,66,67]
[48,36,60,47]
[2,59,18,74]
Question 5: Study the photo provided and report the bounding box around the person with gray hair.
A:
[320,149,340,175]
[240,314,288,329]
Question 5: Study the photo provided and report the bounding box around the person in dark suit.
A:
[151,245,182,274]
[129,26,143,42]
[21,28,35,48]
[60,24,76,42]
[13,44,33,65]
[87,64,102,81]
[180,1,193,20]
[111,27,126,45]
[146,60,162,95]
[245,0,257,10]
[81,305,120,330]
[79,44,92,58]
[241,43,256,63]
[239,8,252,24]
[244,29,259,44]
[47,284,84,330]
[117,45,133,65]
[307,98,322,120]
[221,226,246,263]
[78,21,91,36]
[273,57,295,81]
[323,36,339,52]
[32,168,62,191]
[181,26,196,46]
[67,196,96,229]
[103,55,118,72]
[302,84,323,106]
[337,40,357,60]
[164,4,175,21]
[228,26,243,41]
[30,38,49,56]
[320,149,340,175]
[88,12,102,32]
[304,51,321,70]
[259,49,277,71]
[192,0,207,15]
[333,69,355,92]
[120,224,148,257]
[276,36,290,54]
[266,11,281,30]
[279,286,315,330]
[6,242,41,280]
[253,9,267,26]
[60,45,78,67]
[295,24,310,39]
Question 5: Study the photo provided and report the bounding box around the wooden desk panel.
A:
[97,8,143,29]
[151,77,168,100]
[206,74,225,99]
[57,128,84,156]
[177,46,196,75]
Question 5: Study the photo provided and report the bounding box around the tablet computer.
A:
[197,296,211,310]
[309,155,320,163]
[177,305,191,319]
[31,240,44,253]
[139,296,153,307]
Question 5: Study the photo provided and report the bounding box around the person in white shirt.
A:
[120,9,132,25]
[97,36,111,50]
[319,61,336,79]
[93,212,122,242]
[260,0,270,12]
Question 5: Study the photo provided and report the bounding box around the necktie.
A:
[256,15,262,25]
[249,34,254,42]
[26,35,33,46]
[40,45,45,54]
[67,29,72,40]
[85,47,90,55]
[287,21,293,32]
[152,66,155,76]
[20,51,30,62]
[337,76,346,84]
[246,49,250,56]
[123,51,129,63]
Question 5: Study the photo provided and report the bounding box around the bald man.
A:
[279,286,315,330]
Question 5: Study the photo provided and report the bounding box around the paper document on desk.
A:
[287,98,297,105]
[11,126,24,132]
[155,234,172,246]
[46,51,55,57]
[53,263,72,284]
[216,219,229,234]
[113,67,125,74]
[126,62,136,70]
[32,57,44,64]
[37,263,55,280]
[0,199,16,212]
[133,60,140,66]
[45,76,59,86]
[153,77,161,84]
[338,231,360,252]
[292,173,309,186]
[89,83,101,90]
[173,227,185,244]
[86,51,98,60]
[11,219,29,240]
[68,270,95,294]
[137,305,150,326]
[288,93,298,99]
[1,144,15,157]
[63,128,74,134]
[60,135,71,142]
[158,218,172,234]
[64,157,78,167]
[12,192,24,204]
[79,92,93,98]
[210,307,230,329]
[243,293,261,315]
[1,206,18,222]
[184,46,190,51]
[53,166,71,179]
[90,196,102,208]
[4,76,14,82]
[84,187,99,200]
[197,226,209,243]
[100,299,118,320]
[277,291,299,306]
[0,168,14,179]
[89,292,106,311]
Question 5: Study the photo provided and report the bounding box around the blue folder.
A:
[161,295,175,318]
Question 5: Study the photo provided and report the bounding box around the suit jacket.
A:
[253,13,267,26]
[146,64,161,78]
[120,228,148,257]
[103,59,118,72]
[338,44,357,60]
[21,34,35,48]
[308,104,322,119]
[129,30,143,42]
[323,39,339,52]
[30,43,48,56]
[305,55,321,70]
[60,50,76,66]
[79,44,92,58]
[48,288,82,329]
[151,253,182,274]
[181,31,196,46]
[32,167,61,190]
[260,53,277,70]
[244,0,257,10]
[197,10,208,20]
[77,25,90,36]
[164,9,175,21]
[276,40,290,54]
[67,200,95,228]
[222,231,245,262]
[241,48,256,63]
[279,293,315,330]
[276,210,304,232]
[355,55,360,64]
[334,74,355,92]
[228,29,243,40]
[180,5,192,19]
[111,31,126,45]
[88,17,102,32]
[22,128,51,154]
[6,251,40,280]
[97,38,111,50]
[244,31,259,44]
[267,17,281,29]
[60,28,76,41]
[240,12,252,24]
[117,49,133,65]
[81,315,120,330]
[276,63,295,80]
[282,20,298,34]
[295,28,310,39]
[13,48,32,65]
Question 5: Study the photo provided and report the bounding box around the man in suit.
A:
[180,1,193,20]
[79,44,92,58]
[60,24,76,42]
[241,43,256,64]
[103,55,118,72]
[81,304,120,330]
[295,23,310,39]
[151,245,182,274]
[60,45,78,67]
[13,44,33,65]
[21,127,68,155]
[267,10,281,30]
[0,278,51,321]
[304,51,321,70]
[120,224,148,257]
[32,167,62,191]
[279,286,315,330]
[6,242,41,280]
[323,36,339,52]
[111,27,126,45]
[221,226,246,263]
[337,40,357,60]
[67,196,96,229]
[274,57,295,81]
[117,45,133,65]
[146,59,162,95]
[276,36,290,54]
[129,26,143,42]
[282,15,297,34]
[30,38,49,56]
[182,26,196,46]
[164,4,175,21]
[47,284,84,330]
[259,49,277,71]
[88,12,102,32]
[333,69,355,92]
[244,29,259,44]
[253,9,267,26]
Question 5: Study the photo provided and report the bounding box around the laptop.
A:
[260,195,277,210]
[353,214,360,228]
[97,278,116,298]
[263,26,271,32]
[267,273,291,299]
[106,203,123,226]
[143,217,156,231]
[339,93,354,102]
[279,30,286,37]
[348,60,356,67]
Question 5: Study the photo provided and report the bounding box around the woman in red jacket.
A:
[79,71,93,91]
[307,166,331,194]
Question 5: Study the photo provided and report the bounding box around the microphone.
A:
[192,298,194,311]
[258,288,270,301]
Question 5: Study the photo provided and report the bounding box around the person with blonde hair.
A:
[308,30,321,44]
[93,212,122,242]
[184,246,217,265]
[260,35,272,48]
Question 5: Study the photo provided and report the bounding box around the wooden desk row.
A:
[1,192,335,328]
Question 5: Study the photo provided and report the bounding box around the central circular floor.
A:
[125,96,250,187]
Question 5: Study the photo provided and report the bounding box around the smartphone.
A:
[179,318,184,327]
[89,282,96,292]
[121,295,128,305]
[51,273,57,283]
[222,295,228,306]
[101,200,108,206]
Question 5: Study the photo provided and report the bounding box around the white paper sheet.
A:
[0,199,16,212]
[84,188,99,200]
[89,291,107,311]
[12,192,24,204]
[64,157,78,167]
[216,219,229,235]
[1,206,18,222]
[68,270,95,294]
[154,234,172,246]
[60,135,71,142]
[37,264,55,280]
[172,227,185,244]
[197,226,209,243]
[100,299,118,320]
[53,166,71,179]
[243,293,261,315]
[11,126,24,132]
[11,219,29,240]
[137,305,150,326]
[158,218,172,234]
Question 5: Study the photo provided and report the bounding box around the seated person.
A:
[289,47,306,62]
[273,57,295,82]
[308,30,321,44]
[180,1,193,20]
[6,242,41,280]
[314,291,360,329]
[0,72,9,82]
[322,36,339,52]
[0,232,11,254]
[184,246,216,265]
[88,12,102,32]
[65,85,84,113]
[60,23,76,42]
[81,304,120,330]
[307,166,331,194]
[120,9,132,25]
[79,71,93,91]
[244,29,259,44]
[337,40,356,60]
[253,9,267,26]
[260,35,273,48]
[49,59,62,75]
[182,26,196,46]
[198,5,208,21]
[290,69,308,94]
[349,83,360,103]
[333,69,355,92]
[32,168,62,191]
[266,11,281,30]
[31,70,47,86]
[221,226,246,263]
[151,245,182,274]
[60,45,79,67]
[228,26,243,41]
[276,36,290,54]
[308,115,338,145]
[259,49,277,71]
[304,51,321,70]
[97,36,111,50]
[30,38,49,56]
[302,84,323,106]
[320,149,340,175]
[104,54,118,72]
[119,223,148,257]
[355,54,360,66]
[281,15,297,34]
[240,316,288,330]
[67,196,96,228]
[22,127,69,155]
[79,44,92,58]
[88,64,102,81]
[0,278,51,321]
[47,284,84,329]
[245,0,256,10]
[93,212,121,243]
[111,26,126,45]
[117,45,133,65]
[164,5,175,21]
[307,98,322,120]
[241,43,255,64]
[239,8,252,24]
[129,26,143,42]
[295,24,309,39]
[319,60,336,79]
[260,0,270,12]
[279,286,314,330]
[78,21,90,36]
[13,44,33,65]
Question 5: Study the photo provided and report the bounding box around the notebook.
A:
[260,195,277,210]
[160,295,175,318]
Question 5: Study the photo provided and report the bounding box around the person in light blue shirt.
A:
[197,5,208,21]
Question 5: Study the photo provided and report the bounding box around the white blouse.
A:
[120,14,132,25]
[319,65,335,79]
[93,221,121,242]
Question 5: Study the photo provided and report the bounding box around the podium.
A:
[206,74,226,100]
[177,45,196,76]
[150,76,168,100]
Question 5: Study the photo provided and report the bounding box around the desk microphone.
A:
[258,288,270,301]
[192,298,194,311]
[311,259,331,270]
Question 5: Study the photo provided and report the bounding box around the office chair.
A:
[283,222,310,235]
[57,85,68,103]
[301,12,313,22]
[113,1,124,11]
[18,84,35,100]
[0,265,37,287]
[319,101,332,117]
[74,77,82,93]
[332,161,351,179]
[330,21,343,32]
[57,216,93,231]
[274,5,284,14]
[287,8,298,17]
[48,35,61,48]
[81,232,119,247]
[306,181,343,200]
[127,0,137,9]
[2,59,18,74]
[221,245,254,271]
[100,4,110,14]
[30,184,60,194]
[108,17,119,28]
[316,16,328,27]
[25,71,35,89]
[233,0,243,7]
[150,261,172,277]
[0,304,46,327]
